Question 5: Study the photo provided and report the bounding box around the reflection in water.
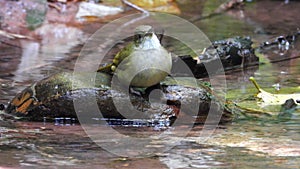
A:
[14,40,40,82]
[159,141,225,169]
[1,1,300,168]
[36,24,87,54]
[13,24,87,83]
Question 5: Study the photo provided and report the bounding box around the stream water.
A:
[0,0,300,168]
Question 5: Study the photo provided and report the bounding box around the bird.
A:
[98,25,172,88]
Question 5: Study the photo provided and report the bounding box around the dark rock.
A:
[278,98,298,118]
[174,37,259,78]
[4,72,231,124]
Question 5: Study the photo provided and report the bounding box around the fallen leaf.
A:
[127,0,180,14]
[75,2,123,21]
[249,77,300,105]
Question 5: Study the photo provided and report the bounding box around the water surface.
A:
[1,0,300,168]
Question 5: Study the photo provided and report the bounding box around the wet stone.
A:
[4,72,231,125]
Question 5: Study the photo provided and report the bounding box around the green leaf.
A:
[26,9,46,30]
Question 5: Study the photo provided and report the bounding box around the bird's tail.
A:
[97,63,113,73]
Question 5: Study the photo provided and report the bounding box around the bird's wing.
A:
[113,42,134,66]
[97,63,113,73]
[97,42,134,73]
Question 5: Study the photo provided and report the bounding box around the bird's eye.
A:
[134,34,144,46]
[134,34,143,41]
[137,34,143,39]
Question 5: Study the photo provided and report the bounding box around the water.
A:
[1,0,300,168]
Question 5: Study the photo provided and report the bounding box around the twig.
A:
[121,0,149,14]
[119,0,150,27]
[48,2,62,11]
[0,30,33,40]
[121,0,150,27]
[0,40,22,49]
[121,13,149,28]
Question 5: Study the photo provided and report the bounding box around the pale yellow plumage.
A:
[98,25,172,87]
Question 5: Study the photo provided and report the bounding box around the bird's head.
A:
[134,25,161,50]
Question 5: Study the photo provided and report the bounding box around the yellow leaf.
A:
[127,0,180,14]
[128,0,172,8]
[249,77,300,105]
